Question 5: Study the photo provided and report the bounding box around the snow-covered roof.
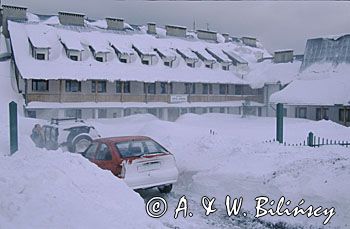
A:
[155,48,176,59]
[224,50,248,64]
[206,48,231,63]
[7,16,283,86]
[192,48,216,62]
[270,64,350,106]
[26,25,51,48]
[176,48,198,60]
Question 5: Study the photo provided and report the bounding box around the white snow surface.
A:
[271,63,350,105]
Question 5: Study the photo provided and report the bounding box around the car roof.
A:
[95,136,152,144]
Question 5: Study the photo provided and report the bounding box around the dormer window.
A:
[187,62,194,68]
[222,65,229,71]
[36,53,46,60]
[120,58,127,63]
[70,55,78,61]
[142,60,149,65]
[205,64,212,69]
[96,56,103,62]
[164,61,171,67]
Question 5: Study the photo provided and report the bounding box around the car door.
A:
[93,143,121,176]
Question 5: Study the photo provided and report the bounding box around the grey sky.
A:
[3,0,350,53]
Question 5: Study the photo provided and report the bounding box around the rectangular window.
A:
[202,83,209,94]
[145,83,156,94]
[98,109,107,118]
[164,61,171,67]
[92,81,107,93]
[170,83,174,94]
[235,85,243,95]
[219,84,227,95]
[187,62,194,68]
[70,55,78,61]
[220,107,225,113]
[298,107,307,119]
[116,81,122,93]
[65,109,82,119]
[142,60,149,65]
[209,84,213,94]
[160,82,167,94]
[316,108,329,121]
[65,80,81,92]
[32,80,49,91]
[27,110,36,118]
[96,56,103,62]
[120,58,127,63]
[222,65,229,71]
[339,109,350,122]
[36,53,45,60]
[205,64,212,69]
[123,81,131,93]
[185,83,191,94]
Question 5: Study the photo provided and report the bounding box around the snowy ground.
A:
[1,59,349,228]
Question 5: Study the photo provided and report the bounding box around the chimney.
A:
[165,25,187,38]
[273,50,294,63]
[106,17,124,30]
[197,29,217,41]
[222,33,230,42]
[241,37,257,47]
[2,5,27,38]
[58,11,85,26]
[147,22,156,34]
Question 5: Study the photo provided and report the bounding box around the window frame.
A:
[32,79,49,92]
[92,80,107,93]
[65,80,81,92]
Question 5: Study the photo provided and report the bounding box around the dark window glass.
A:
[96,56,103,62]
[235,85,243,95]
[142,60,149,65]
[32,80,49,91]
[98,109,107,118]
[164,61,171,67]
[146,83,156,94]
[65,109,82,119]
[116,81,122,93]
[219,84,227,95]
[205,64,212,69]
[202,84,209,94]
[185,83,192,94]
[192,84,196,94]
[220,107,225,113]
[27,110,36,118]
[36,53,45,60]
[96,144,112,160]
[85,142,98,159]
[222,65,229,71]
[120,58,127,63]
[316,108,329,120]
[170,83,174,94]
[160,82,167,94]
[65,80,81,92]
[209,84,213,94]
[70,55,78,61]
[339,109,350,122]
[123,81,130,93]
[187,62,194,68]
[92,81,107,93]
[298,107,307,119]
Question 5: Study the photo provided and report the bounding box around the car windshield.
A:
[115,139,168,158]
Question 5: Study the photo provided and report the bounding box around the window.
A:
[65,109,82,119]
[92,81,107,93]
[65,80,81,92]
[36,53,45,60]
[297,107,307,119]
[146,83,156,94]
[189,107,196,113]
[115,140,167,158]
[205,64,212,69]
[70,55,78,61]
[187,62,194,68]
[84,142,98,159]
[160,82,168,94]
[235,85,243,95]
[185,83,195,94]
[98,109,107,118]
[116,81,122,93]
[170,83,174,94]
[283,108,287,117]
[209,84,213,94]
[95,144,112,160]
[27,110,36,118]
[142,60,149,65]
[164,61,171,67]
[220,107,225,113]
[222,65,229,71]
[316,108,329,121]
[96,56,103,62]
[32,80,49,91]
[123,81,130,93]
[339,108,350,122]
[120,58,127,63]
[219,84,227,95]
[202,84,209,94]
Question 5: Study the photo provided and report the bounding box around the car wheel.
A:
[72,135,92,153]
[158,184,173,194]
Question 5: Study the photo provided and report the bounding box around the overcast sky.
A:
[3,0,350,53]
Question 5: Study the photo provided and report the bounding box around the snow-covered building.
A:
[271,35,350,126]
[2,4,301,121]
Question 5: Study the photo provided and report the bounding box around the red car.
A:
[82,136,179,193]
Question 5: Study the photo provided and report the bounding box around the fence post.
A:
[276,103,284,143]
[9,101,18,155]
[307,132,314,147]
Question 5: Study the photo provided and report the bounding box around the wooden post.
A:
[9,101,18,155]
[307,132,314,147]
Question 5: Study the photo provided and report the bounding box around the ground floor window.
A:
[98,109,107,118]
[316,108,329,120]
[65,109,82,119]
[27,110,36,118]
[339,108,350,122]
[296,107,307,119]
